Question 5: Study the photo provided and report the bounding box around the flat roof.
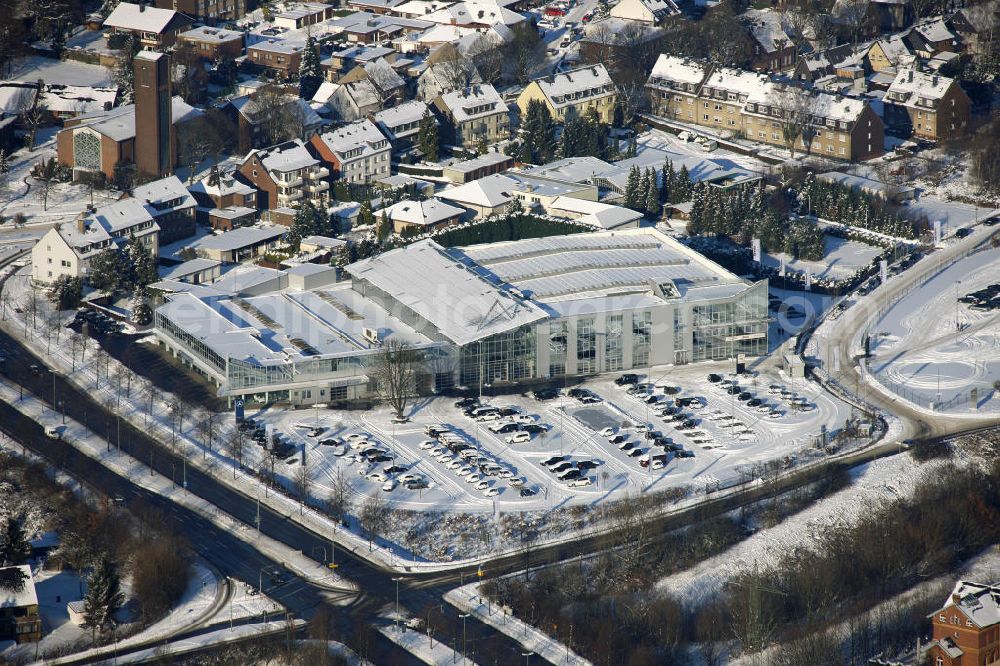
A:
[192,225,286,252]
[346,239,549,346]
[159,258,221,280]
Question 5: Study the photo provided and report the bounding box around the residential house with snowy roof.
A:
[176,25,244,60]
[438,173,518,218]
[377,198,465,233]
[883,67,969,141]
[223,94,323,154]
[310,119,391,185]
[432,84,509,149]
[247,40,305,80]
[237,139,330,210]
[326,78,384,121]
[154,0,246,23]
[423,1,525,28]
[416,43,484,100]
[272,2,336,28]
[372,99,429,151]
[327,11,432,44]
[645,55,884,161]
[349,0,408,14]
[103,2,194,49]
[322,45,397,81]
[865,33,916,72]
[0,566,41,643]
[907,17,959,58]
[516,64,618,124]
[41,85,118,121]
[127,175,197,243]
[189,169,258,214]
[742,9,796,72]
[949,1,1000,56]
[926,581,1000,666]
[608,0,677,24]
[31,199,160,284]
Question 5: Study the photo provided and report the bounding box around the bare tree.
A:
[293,460,311,515]
[326,467,351,525]
[42,309,61,354]
[21,284,41,331]
[168,393,185,434]
[359,492,389,551]
[435,50,480,94]
[23,92,47,152]
[113,364,129,409]
[769,85,816,159]
[467,39,504,86]
[371,340,423,422]
[69,331,82,371]
[139,379,157,427]
[196,412,218,455]
[223,427,245,478]
[250,84,304,146]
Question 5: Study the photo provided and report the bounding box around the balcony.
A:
[309,166,330,178]
[279,175,303,188]
[279,190,304,203]
[309,181,330,193]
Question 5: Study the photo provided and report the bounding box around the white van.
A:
[506,431,531,444]
[44,425,63,439]
[568,477,593,488]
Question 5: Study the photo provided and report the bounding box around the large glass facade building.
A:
[153,229,768,406]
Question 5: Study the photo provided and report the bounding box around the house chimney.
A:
[77,215,86,234]
[932,75,939,86]
[139,2,145,10]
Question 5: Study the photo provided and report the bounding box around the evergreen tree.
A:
[298,35,323,100]
[82,556,125,637]
[688,183,706,235]
[48,275,83,310]
[624,166,640,211]
[88,248,126,293]
[124,234,157,290]
[376,209,391,243]
[676,165,692,202]
[333,243,351,269]
[0,149,9,177]
[645,168,660,219]
[521,100,556,164]
[417,111,440,162]
[0,515,31,566]
[359,198,375,227]
[660,158,673,203]
[289,201,321,248]
[130,289,152,325]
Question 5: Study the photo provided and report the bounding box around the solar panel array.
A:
[484,248,690,283]
[233,298,280,328]
[315,290,364,320]
[462,234,661,265]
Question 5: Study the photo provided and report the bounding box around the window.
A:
[73,131,101,171]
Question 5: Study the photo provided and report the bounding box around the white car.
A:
[599,427,617,438]
[466,473,481,484]
[768,410,783,419]
[418,440,437,450]
[436,453,454,463]
[483,487,500,497]
[651,460,665,471]
[447,460,463,470]
[332,445,348,457]
[476,413,502,422]
[381,479,397,492]
[567,477,592,488]
[475,480,491,491]
[345,433,369,442]
[498,469,514,479]
[456,466,474,477]
[367,471,388,482]
[506,432,531,444]
[429,446,445,456]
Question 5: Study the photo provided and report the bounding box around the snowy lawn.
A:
[8,55,113,87]
[761,234,882,281]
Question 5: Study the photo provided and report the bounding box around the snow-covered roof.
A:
[415,23,478,44]
[179,25,243,43]
[190,172,256,198]
[380,198,464,226]
[742,9,792,53]
[913,17,956,44]
[0,82,39,116]
[438,173,517,208]
[364,57,405,91]
[192,225,287,252]
[248,139,319,174]
[104,2,190,33]
[160,258,222,280]
[886,67,955,103]
[937,581,1000,629]
[954,1,1000,33]
[314,119,389,159]
[372,99,428,138]
[41,84,117,115]
[330,45,395,63]
[337,79,383,112]
[437,84,507,122]
[531,65,616,108]
[0,566,37,610]
[609,0,677,21]
[744,82,869,123]
[346,238,549,346]
[701,66,770,99]
[393,0,456,17]
[312,81,341,105]
[328,11,432,35]
[68,97,200,142]
[424,1,525,26]
[131,175,196,216]
[300,235,347,249]
[457,227,747,303]
[250,39,305,55]
[871,34,914,62]
[548,197,643,229]
[648,55,709,87]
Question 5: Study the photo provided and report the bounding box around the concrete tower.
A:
[134,50,173,179]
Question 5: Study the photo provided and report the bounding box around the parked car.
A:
[615,373,639,386]
[541,455,566,466]
[522,424,550,434]
[454,398,478,408]
[520,487,537,497]
[676,450,695,458]
[558,468,582,481]
[549,461,574,473]
[707,373,723,383]
[506,431,531,444]
[532,388,560,400]
[381,479,397,492]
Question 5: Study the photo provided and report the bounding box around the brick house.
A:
[883,68,970,141]
[176,25,244,60]
[0,566,41,643]
[237,139,330,210]
[155,0,246,24]
[926,581,1000,666]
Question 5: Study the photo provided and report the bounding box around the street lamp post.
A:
[458,612,470,665]
[393,576,403,630]
[522,650,534,665]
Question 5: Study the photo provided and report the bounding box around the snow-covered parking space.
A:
[246,363,854,514]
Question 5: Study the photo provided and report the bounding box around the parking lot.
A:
[241,362,854,513]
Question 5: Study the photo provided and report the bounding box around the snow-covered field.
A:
[7,55,113,87]
[870,246,1000,413]
[761,234,882,281]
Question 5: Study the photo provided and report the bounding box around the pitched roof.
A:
[104,2,191,33]
[314,118,388,158]
[886,67,955,102]
[530,64,616,108]
[437,84,507,122]
[438,173,517,208]
[0,566,37,610]
[936,581,1000,629]
[247,139,319,173]
[648,55,709,86]
[380,198,464,226]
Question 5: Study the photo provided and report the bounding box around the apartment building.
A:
[246,40,304,80]
[31,200,160,284]
[883,68,970,141]
[516,64,618,123]
[237,140,330,210]
[176,25,244,60]
[309,119,391,185]
[432,84,510,149]
[646,55,884,161]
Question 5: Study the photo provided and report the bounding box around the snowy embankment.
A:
[656,452,949,609]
